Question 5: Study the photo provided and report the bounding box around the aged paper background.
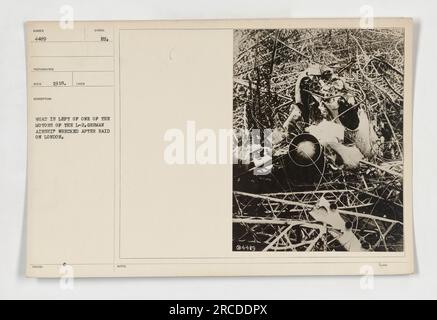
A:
[25,18,413,277]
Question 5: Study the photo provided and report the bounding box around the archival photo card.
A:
[25,19,413,277]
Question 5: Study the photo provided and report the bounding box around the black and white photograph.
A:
[233,28,405,252]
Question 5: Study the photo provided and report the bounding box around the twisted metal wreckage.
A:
[232,28,405,252]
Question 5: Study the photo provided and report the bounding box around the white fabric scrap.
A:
[306,120,344,146]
